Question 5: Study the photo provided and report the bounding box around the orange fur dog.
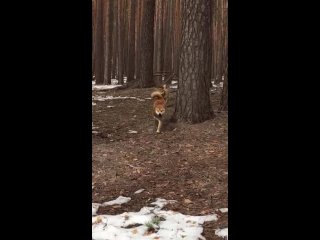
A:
[151,84,169,133]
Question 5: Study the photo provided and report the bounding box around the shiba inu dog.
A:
[151,84,169,133]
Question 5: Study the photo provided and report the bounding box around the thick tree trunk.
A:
[111,13,117,79]
[219,64,228,111]
[127,0,136,83]
[134,0,142,82]
[153,0,164,86]
[103,0,113,84]
[92,0,97,77]
[117,0,124,84]
[139,0,155,88]
[172,0,181,82]
[94,0,104,85]
[163,0,173,76]
[174,0,214,123]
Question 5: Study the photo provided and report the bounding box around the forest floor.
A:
[92,84,228,240]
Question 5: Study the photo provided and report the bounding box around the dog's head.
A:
[155,106,165,117]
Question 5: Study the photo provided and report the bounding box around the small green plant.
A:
[151,216,161,226]
[145,221,155,230]
[145,216,162,232]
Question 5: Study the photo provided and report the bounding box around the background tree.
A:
[219,64,228,111]
[139,0,156,88]
[117,0,125,84]
[93,0,104,84]
[103,0,113,84]
[173,0,214,123]
[126,0,136,83]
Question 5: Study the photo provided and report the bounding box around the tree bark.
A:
[134,0,142,82]
[103,0,113,84]
[174,0,214,123]
[117,0,125,84]
[139,0,155,88]
[127,0,136,83]
[153,0,164,86]
[94,0,104,85]
[219,64,228,111]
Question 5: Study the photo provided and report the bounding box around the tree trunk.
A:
[134,0,142,82]
[174,0,213,123]
[172,0,181,82]
[111,10,117,80]
[103,0,113,84]
[219,64,228,111]
[153,0,164,86]
[117,0,125,84]
[94,0,104,85]
[139,0,155,88]
[92,0,97,78]
[163,0,173,76]
[127,0,136,83]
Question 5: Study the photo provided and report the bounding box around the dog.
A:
[151,84,169,133]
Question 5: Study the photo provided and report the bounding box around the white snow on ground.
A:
[92,102,97,106]
[102,196,131,206]
[93,85,122,90]
[170,85,178,89]
[215,228,228,239]
[93,96,146,102]
[171,81,178,84]
[134,189,145,194]
[92,203,101,216]
[92,198,218,240]
[219,208,228,213]
[128,130,138,134]
[92,196,132,216]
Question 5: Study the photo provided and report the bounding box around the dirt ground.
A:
[92,86,228,240]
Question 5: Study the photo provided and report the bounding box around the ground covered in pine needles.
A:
[92,85,228,240]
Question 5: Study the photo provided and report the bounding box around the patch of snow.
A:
[92,102,96,106]
[134,189,145,194]
[219,82,224,87]
[107,105,115,108]
[219,208,228,213]
[170,85,178,89]
[111,79,118,85]
[172,80,178,84]
[92,197,218,240]
[128,130,138,134]
[92,203,101,216]
[93,85,122,90]
[92,131,99,134]
[93,96,146,102]
[101,196,131,206]
[150,198,177,209]
[215,228,228,239]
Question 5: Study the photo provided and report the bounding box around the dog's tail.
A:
[151,90,164,100]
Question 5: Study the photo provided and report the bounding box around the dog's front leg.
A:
[156,119,162,133]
